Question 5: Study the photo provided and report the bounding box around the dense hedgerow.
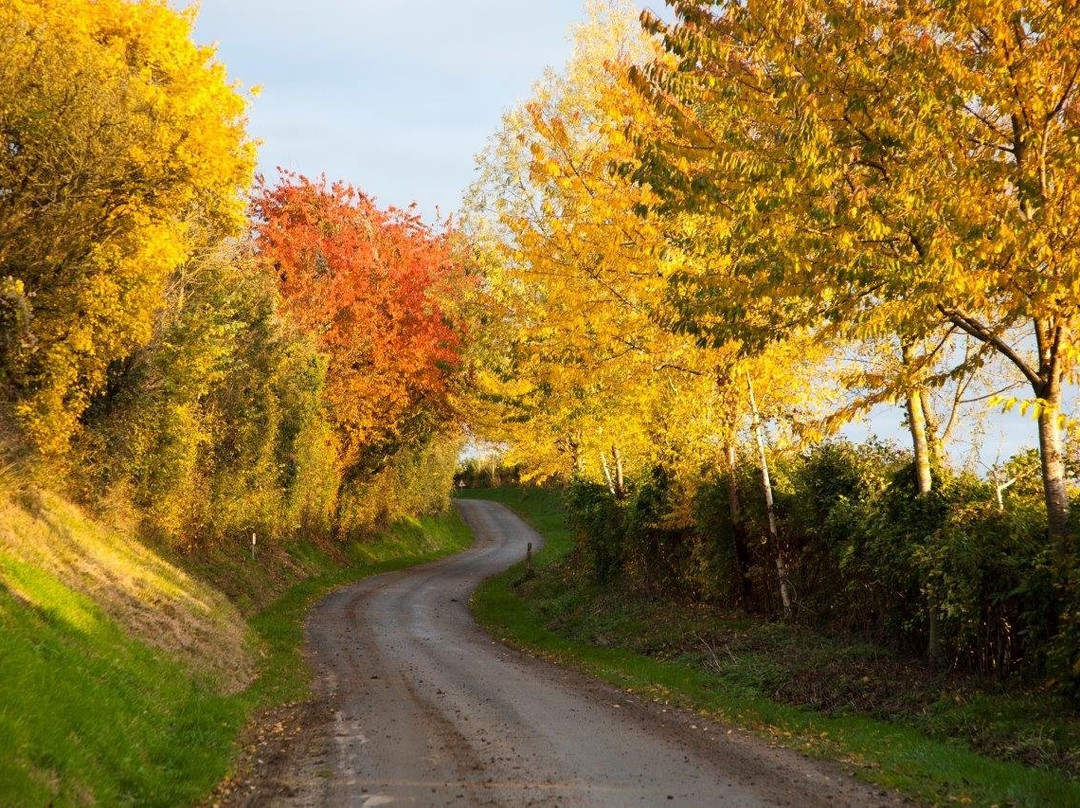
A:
[566,440,1079,690]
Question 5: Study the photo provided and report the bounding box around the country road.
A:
[231,499,903,807]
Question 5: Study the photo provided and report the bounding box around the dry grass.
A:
[0,483,255,693]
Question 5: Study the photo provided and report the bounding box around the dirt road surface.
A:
[228,499,903,807]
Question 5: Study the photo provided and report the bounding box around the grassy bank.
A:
[464,486,1080,808]
[0,485,472,807]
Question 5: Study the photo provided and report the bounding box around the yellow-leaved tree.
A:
[466,0,835,611]
[634,0,1080,540]
[465,0,700,484]
[0,0,256,454]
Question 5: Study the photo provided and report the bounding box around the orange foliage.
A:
[252,173,467,463]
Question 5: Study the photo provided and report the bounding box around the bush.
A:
[77,242,340,548]
[917,499,1055,677]
[566,479,627,584]
[454,457,523,489]
[785,440,906,634]
[625,467,694,598]
[690,475,745,606]
[337,429,464,538]
[562,438,1072,686]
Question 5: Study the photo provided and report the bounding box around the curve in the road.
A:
[239,499,901,807]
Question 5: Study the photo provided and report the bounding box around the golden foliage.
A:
[0,0,256,453]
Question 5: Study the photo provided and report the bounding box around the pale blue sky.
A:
[192,1,591,218]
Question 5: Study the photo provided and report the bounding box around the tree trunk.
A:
[612,445,625,500]
[900,343,939,660]
[939,311,1073,540]
[725,443,754,608]
[746,373,791,618]
[567,435,584,476]
[901,345,933,495]
[600,451,616,498]
[906,390,933,495]
[1038,390,1070,541]
[920,388,947,475]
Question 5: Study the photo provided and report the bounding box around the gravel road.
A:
[232,499,903,807]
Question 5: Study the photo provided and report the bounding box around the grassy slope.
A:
[0,560,247,806]
[464,486,1080,808]
[0,487,472,807]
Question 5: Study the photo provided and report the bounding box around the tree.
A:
[467,1,835,612]
[0,0,256,454]
[465,0,702,484]
[252,173,469,470]
[634,0,1080,538]
[80,234,339,545]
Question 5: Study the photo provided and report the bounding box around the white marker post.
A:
[251,531,257,561]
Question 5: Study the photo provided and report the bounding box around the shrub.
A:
[562,438,1072,686]
[566,479,627,584]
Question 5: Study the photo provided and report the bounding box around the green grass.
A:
[0,556,247,807]
[465,486,1080,808]
[0,506,473,807]
[457,486,573,559]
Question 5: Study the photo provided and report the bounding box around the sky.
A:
[188,0,1051,467]
[191,0,593,219]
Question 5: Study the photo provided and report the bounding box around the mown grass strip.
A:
[463,486,1080,808]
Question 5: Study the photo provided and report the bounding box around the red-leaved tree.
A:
[252,172,467,466]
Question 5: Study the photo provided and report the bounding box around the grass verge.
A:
[0,558,248,807]
[463,486,1080,808]
[0,500,472,807]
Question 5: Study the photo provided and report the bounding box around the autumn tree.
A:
[252,173,469,471]
[81,235,339,544]
[634,0,1080,539]
[467,0,835,612]
[0,0,256,454]
[465,0,698,483]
